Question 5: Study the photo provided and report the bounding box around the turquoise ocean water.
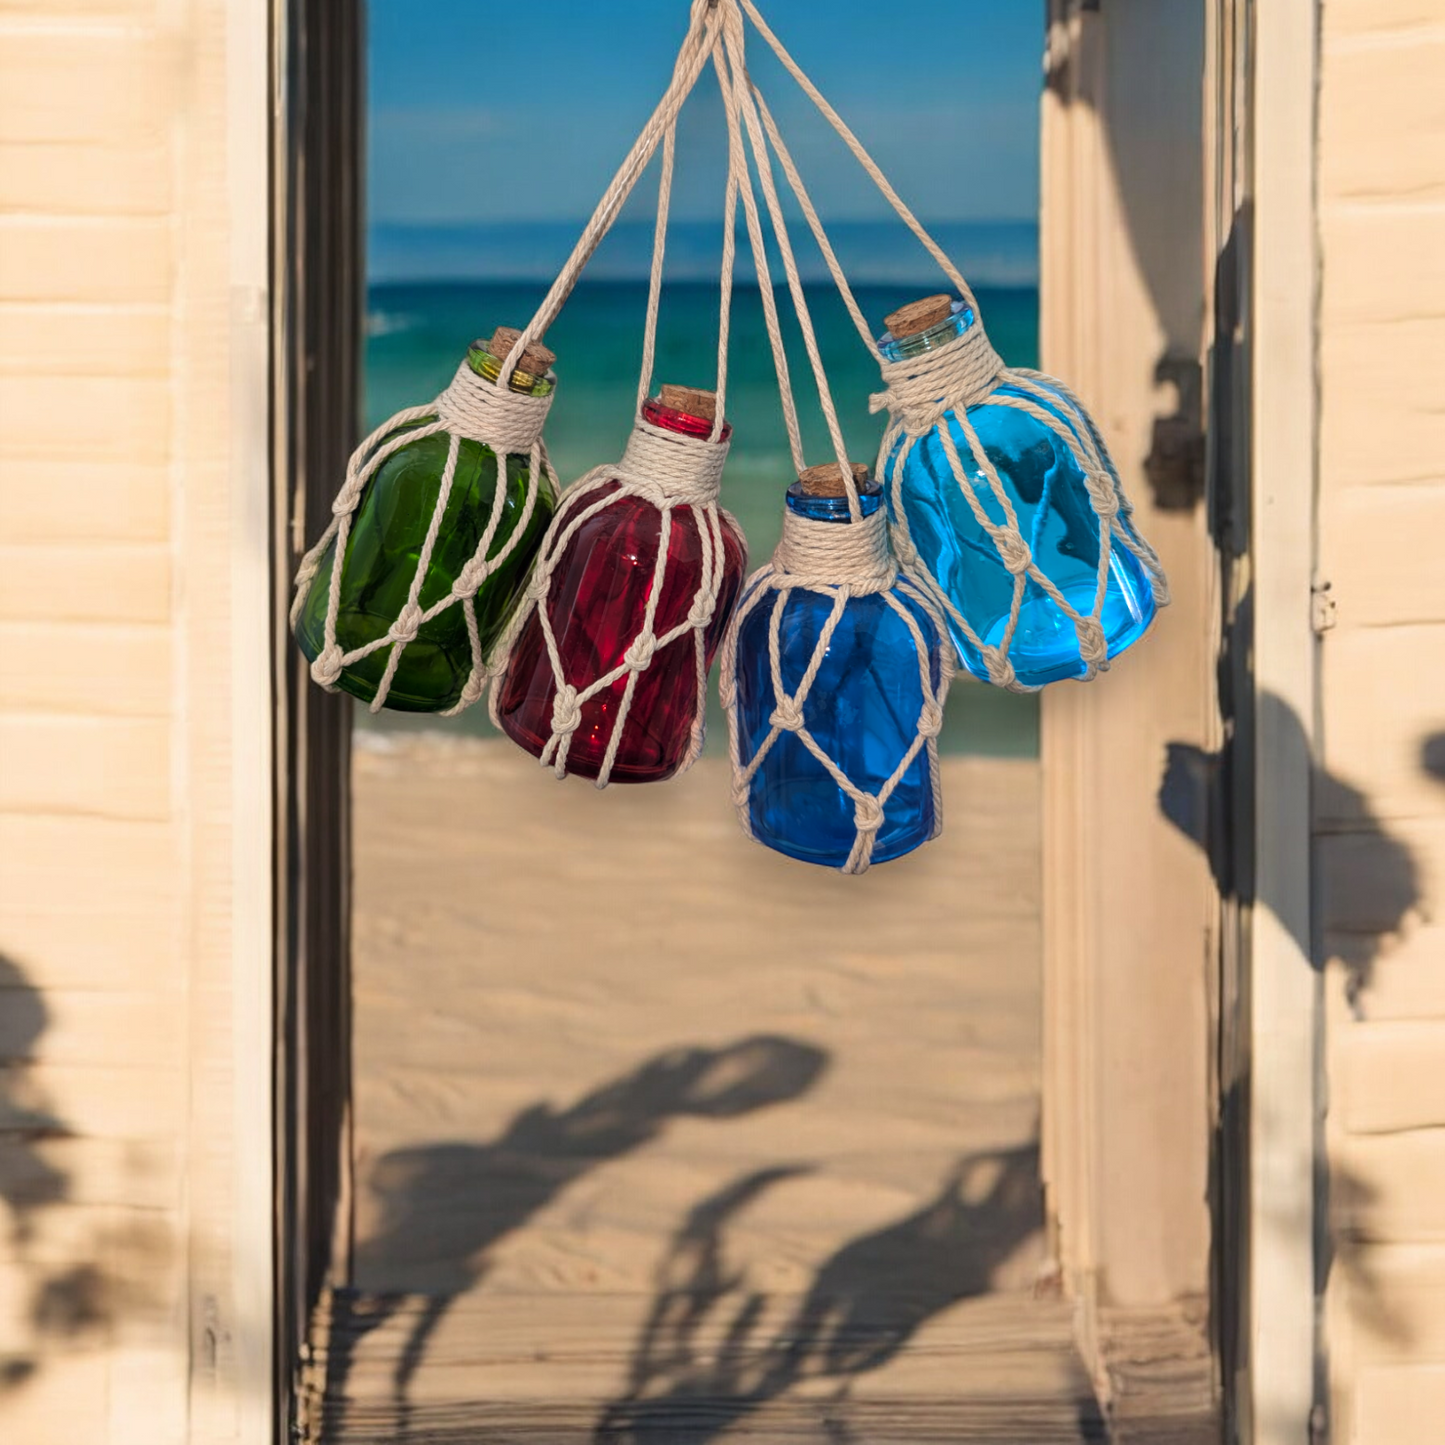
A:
[360,279,1041,756]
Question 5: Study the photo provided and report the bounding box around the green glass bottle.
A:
[296,328,559,712]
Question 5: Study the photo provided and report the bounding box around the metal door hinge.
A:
[1311,578,1337,635]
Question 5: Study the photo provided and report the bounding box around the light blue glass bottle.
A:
[879,297,1157,687]
[733,469,945,869]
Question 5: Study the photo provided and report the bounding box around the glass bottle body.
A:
[735,485,943,868]
[881,306,1156,686]
[296,345,556,712]
[494,399,746,783]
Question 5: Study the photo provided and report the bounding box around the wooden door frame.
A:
[270,0,364,1438]
[263,3,1324,1441]
[1246,1,1322,1441]
[1040,3,1323,1442]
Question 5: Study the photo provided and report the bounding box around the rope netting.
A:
[290,0,729,717]
[290,0,1168,866]
[486,3,747,786]
[718,504,953,875]
[486,419,745,785]
[704,2,952,871]
[288,362,557,715]
[724,0,1170,693]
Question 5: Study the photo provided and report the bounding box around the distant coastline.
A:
[368,218,1039,290]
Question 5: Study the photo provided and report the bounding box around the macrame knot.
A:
[458,675,486,708]
[983,648,1018,690]
[389,602,424,645]
[451,561,487,598]
[853,795,885,835]
[996,535,1033,576]
[624,634,658,671]
[687,596,718,629]
[917,700,944,739]
[311,645,344,689]
[551,684,582,738]
[1077,617,1108,667]
[769,700,806,733]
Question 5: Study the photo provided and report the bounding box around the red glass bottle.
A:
[495,387,747,783]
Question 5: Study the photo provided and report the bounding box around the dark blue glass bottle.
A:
[732,471,946,869]
[880,297,1158,688]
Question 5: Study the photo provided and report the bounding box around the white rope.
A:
[488,419,741,787]
[290,362,558,714]
[711,34,804,474]
[867,325,1170,690]
[719,4,862,520]
[488,5,750,786]
[734,0,980,315]
[496,0,728,391]
[291,1,731,717]
[713,0,1169,690]
[719,506,953,875]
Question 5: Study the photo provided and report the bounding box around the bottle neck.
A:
[643,396,731,441]
[467,343,554,397]
[785,478,883,523]
[878,298,977,363]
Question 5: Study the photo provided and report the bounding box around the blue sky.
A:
[368,1,1043,226]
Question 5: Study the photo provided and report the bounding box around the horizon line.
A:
[367,275,1041,290]
[368,215,1040,231]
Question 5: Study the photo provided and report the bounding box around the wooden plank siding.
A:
[0,1,272,1442]
[1317,4,1445,1443]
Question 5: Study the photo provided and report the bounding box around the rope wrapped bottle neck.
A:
[772,506,897,595]
[872,320,1006,435]
[436,359,556,453]
[616,416,730,507]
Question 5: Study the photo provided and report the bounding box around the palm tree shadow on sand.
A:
[325,1035,828,1433]
[594,1142,1064,1444]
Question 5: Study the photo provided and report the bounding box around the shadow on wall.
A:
[594,1142,1072,1445]
[1,953,167,1392]
[1161,715,1440,1375]
[1045,0,1208,514]
[1422,732,1445,786]
[325,1036,829,1436]
[1158,693,1426,1006]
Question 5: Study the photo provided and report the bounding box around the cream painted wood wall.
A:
[0,2,271,1442]
[1318,3,1445,1442]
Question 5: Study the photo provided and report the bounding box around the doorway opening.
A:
[276,3,1231,1440]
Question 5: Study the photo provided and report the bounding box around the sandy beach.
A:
[322,733,1099,1440]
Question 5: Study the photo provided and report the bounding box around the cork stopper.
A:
[484,326,556,377]
[798,461,871,497]
[884,294,955,339]
[659,384,717,422]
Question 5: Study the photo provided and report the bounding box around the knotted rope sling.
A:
[727,0,1170,693]
[710,3,953,873]
[289,364,557,715]
[291,0,1166,869]
[486,4,749,787]
[290,0,728,715]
